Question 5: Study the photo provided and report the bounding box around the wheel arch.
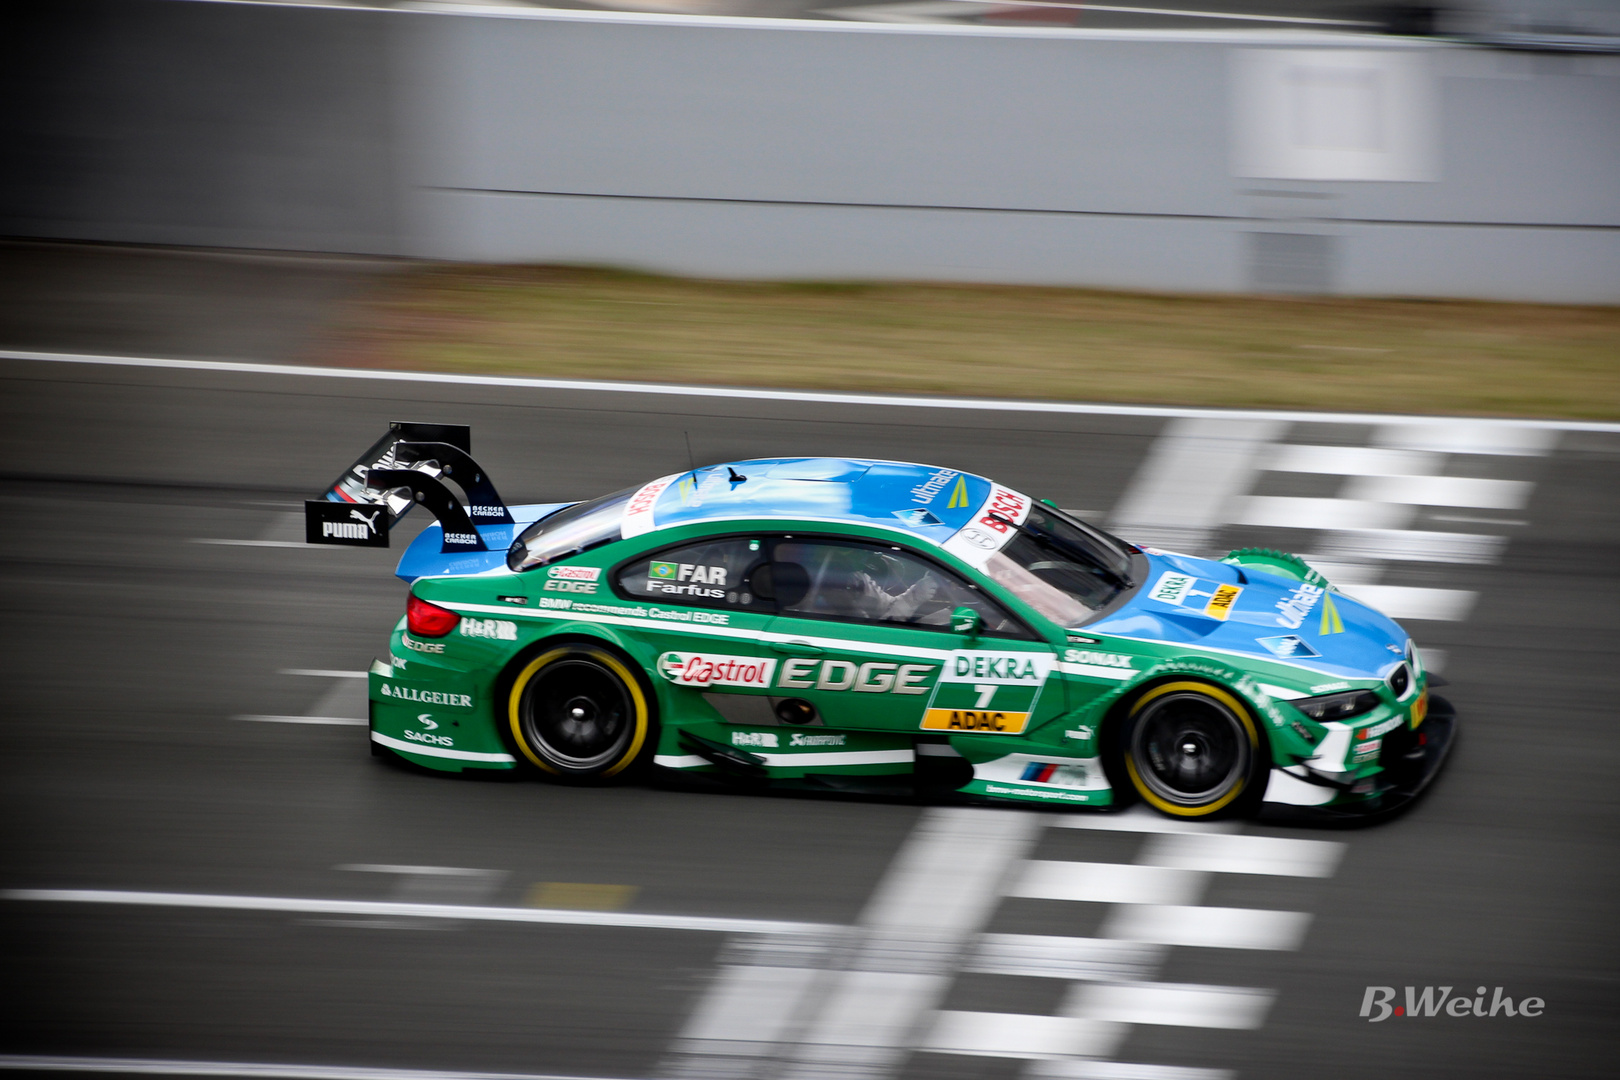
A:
[495,624,654,710]
[1092,657,1296,797]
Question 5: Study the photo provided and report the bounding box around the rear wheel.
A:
[1122,681,1263,818]
[507,645,653,779]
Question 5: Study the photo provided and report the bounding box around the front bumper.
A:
[1260,694,1457,826]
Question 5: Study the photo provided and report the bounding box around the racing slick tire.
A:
[507,644,655,780]
[1120,680,1266,819]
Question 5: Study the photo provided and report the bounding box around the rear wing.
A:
[304,422,513,554]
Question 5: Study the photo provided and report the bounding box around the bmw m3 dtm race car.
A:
[307,422,1454,821]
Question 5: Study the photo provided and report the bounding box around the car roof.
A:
[640,458,999,546]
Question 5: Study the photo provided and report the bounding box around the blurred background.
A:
[1,3,1617,1080]
[3,0,1618,298]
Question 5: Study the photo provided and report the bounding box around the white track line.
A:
[1066,981,1274,1029]
[336,864,498,877]
[193,539,312,549]
[5,350,1617,432]
[1138,834,1345,878]
[1047,807,1239,834]
[966,933,1164,980]
[1108,417,1287,552]
[935,0,1372,25]
[1011,861,1206,906]
[0,1057,623,1080]
[1,889,837,936]
[234,715,368,726]
[924,1011,1125,1059]
[1030,1061,1233,1080]
[664,807,1041,1076]
[1102,904,1312,950]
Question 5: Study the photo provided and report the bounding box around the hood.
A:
[1088,551,1410,681]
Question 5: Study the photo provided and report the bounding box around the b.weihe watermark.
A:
[1361,986,1545,1021]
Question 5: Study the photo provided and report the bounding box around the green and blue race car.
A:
[307,423,1452,821]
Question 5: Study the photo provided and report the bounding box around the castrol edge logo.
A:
[943,484,1031,567]
[657,651,777,688]
[621,474,680,539]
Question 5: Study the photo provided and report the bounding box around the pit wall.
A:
[5,1,1616,302]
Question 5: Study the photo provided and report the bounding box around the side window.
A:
[617,536,772,612]
[772,540,1028,637]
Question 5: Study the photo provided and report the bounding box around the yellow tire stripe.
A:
[1124,680,1259,819]
[507,646,650,777]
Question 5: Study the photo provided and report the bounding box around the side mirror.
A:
[951,606,982,638]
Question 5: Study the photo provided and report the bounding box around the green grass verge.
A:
[315,265,1620,420]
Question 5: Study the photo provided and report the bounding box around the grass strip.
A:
[315,266,1620,420]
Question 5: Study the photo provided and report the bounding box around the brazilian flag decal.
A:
[649,561,678,580]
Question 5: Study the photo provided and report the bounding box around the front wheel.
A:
[1121,681,1264,818]
[507,645,654,779]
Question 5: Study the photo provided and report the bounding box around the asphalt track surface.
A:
[2,338,1617,1076]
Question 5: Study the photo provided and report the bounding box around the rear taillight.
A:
[406,594,460,638]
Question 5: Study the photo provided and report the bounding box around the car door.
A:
[612,534,780,723]
[762,536,1063,736]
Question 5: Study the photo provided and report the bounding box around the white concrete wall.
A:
[400,8,1620,301]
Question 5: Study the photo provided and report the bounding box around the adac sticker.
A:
[920,708,1031,734]
[1147,572,1242,621]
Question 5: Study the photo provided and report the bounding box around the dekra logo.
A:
[952,654,1041,680]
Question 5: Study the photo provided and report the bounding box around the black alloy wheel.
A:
[508,646,652,778]
[1124,681,1261,818]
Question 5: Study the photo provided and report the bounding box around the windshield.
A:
[507,486,637,571]
[980,505,1136,626]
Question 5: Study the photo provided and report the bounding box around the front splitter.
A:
[1260,694,1458,827]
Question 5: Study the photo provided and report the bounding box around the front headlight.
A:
[1295,689,1381,723]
